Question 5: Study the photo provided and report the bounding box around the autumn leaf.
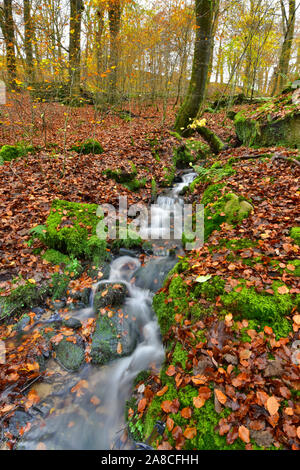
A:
[166,365,176,376]
[193,396,206,409]
[71,380,88,397]
[238,425,250,444]
[157,385,168,397]
[277,285,289,295]
[90,396,101,406]
[183,427,197,439]
[266,396,280,416]
[181,407,192,419]
[215,389,227,405]
[138,398,147,413]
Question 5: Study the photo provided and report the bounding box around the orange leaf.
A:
[183,427,197,439]
[138,398,147,413]
[166,365,176,376]
[157,385,168,397]
[215,389,227,405]
[181,407,192,419]
[266,396,279,416]
[193,396,206,409]
[238,425,250,444]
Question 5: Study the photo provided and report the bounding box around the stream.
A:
[3,171,197,450]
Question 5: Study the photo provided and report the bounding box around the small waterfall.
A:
[17,170,197,450]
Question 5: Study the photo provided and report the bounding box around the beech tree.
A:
[271,0,297,95]
[175,0,216,133]
[69,0,84,96]
[0,0,17,88]
[23,0,34,82]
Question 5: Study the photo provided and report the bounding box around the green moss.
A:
[234,112,259,146]
[161,165,176,187]
[290,227,300,245]
[42,199,107,259]
[104,166,146,191]
[286,259,300,277]
[221,282,293,338]
[193,163,235,186]
[50,272,70,301]
[70,139,104,154]
[203,191,253,240]
[192,275,225,302]
[0,282,49,321]
[0,143,34,162]
[234,109,300,149]
[172,342,188,369]
[173,140,210,169]
[43,249,71,265]
[55,338,85,371]
[201,183,225,206]
[153,276,188,336]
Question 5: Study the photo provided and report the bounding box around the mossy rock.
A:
[91,310,136,365]
[204,191,253,240]
[221,281,295,337]
[55,338,85,371]
[70,139,104,155]
[43,249,71,266]
[42,199,107,259]
[234,111,300,148]
[0,282,49,321]
[0,144,34,162]
[173,140,210,169]
[104,166,146,192]
[290,227,300,245]
[93,282,128,311]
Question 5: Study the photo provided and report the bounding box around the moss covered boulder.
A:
[55,337,85,371]
[234,109,300,149]
[203,189,253,240]
[40,199,107,260]
[0,281,49,321]
[91,310,136,365]
[93,282,128,311]
[70,139,104,155]
[104,165,146,192]
[0,143,34,163]
[173,140,210,169]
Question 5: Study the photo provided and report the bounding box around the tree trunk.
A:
[69,0,83,97]
[174,0,215,133]
[2,0,17,89]
[108,1,122,103]
[23,0,34,83]
[271,0,296,95]
[95,5,105,89]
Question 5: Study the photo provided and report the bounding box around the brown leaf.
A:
[157,385,168,397]
[266,396,279,416]
[183,427,197,439]
[215,389,227,405]
[238,425,250,444]
[181,407,192,419]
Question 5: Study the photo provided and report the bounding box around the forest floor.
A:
[0,94,299,450]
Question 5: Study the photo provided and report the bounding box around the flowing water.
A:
[4,171,197,450]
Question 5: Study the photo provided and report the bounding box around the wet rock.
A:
[14,314,30,332]
[62,317,82,330]
[68,287,91,306]
[91,309,136,365]
[93,282,128,311]
[55,337,85,371]
[133,256,178,292]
